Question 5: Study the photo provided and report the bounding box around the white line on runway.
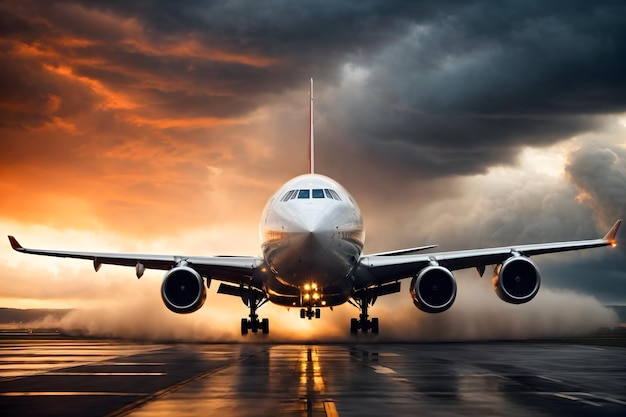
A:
[552,393,601,407]
[0,391,148,396]
[538,375,562,383]
[371,365,396,374]
[44,372,166,376]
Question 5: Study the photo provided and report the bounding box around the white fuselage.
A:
[258,174,364,307]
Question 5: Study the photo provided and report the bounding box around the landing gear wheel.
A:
[300,309,306,319]
[261,318,269,334]
[350,318,358,335]
[315,308,321,319]
[241,318,249,336]
[350,289,381,335]
[239,284,269,336]
[371,318,379,335]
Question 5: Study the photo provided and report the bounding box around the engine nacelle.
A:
[492,256,540,304]
[410,265,457,313]
[161,266,207,314]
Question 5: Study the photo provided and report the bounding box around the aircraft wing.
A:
[358,219,621,286]
[7,236,261,284]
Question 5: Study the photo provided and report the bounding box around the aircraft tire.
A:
[371,318,379,334]
[261,318,269,334]
[350,318,358,335]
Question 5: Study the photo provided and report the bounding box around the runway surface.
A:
[1,337,625,416]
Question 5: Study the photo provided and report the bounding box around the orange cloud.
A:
[121,37,281,68]
[0,2,295,313]
[43,64,138,110]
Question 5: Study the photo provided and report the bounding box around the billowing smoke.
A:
[566,140,626,229]
[376,274,618,342]
[27,271,617,342]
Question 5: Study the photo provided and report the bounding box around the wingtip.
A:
[8,236,23,251]
[603,219,622,246]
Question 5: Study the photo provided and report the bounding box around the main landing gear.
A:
[240,285,269,335]
[349,289,379,335]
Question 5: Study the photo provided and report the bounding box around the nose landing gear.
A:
[300,307,321,320]
[299,283,323,320]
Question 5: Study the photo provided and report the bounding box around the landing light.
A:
[312,293,320,300]
[304,294,310,300]
[611,242,617,248]
[304,284,311,291]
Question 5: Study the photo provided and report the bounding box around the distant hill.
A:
[0,307,71,324]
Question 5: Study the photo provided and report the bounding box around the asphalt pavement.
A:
[1,337,625,416]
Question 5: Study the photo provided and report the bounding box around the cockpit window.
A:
[328,189,342,200]
[282,188,341,201]
[281,190,296,201]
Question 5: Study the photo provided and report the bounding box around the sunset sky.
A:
[1,1,625,339]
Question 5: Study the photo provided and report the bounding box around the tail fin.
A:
[308,78,315,174]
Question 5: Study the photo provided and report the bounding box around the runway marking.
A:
[461,373,507,379]
[603,397,626,406]
[570,392,626,406]
[575,345,605,351]
[104,348,268,417]
[538,375,562,383]
[45,372,166,376]
[0,391,147,397]
[0,340,166,381]
[100,362,166,366]
[371,365,396,374]
[553,393,602,407]
[324,401,339,417]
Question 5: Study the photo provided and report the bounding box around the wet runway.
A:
[1,338,625,416]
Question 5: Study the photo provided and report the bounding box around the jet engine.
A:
[492,256,540,304]
[410,265,457,313]
[161,266,207,314]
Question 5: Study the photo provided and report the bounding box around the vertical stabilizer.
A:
[309,78,315,174]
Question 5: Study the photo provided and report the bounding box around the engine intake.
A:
[492,256,540,304]
[161,266,207,314]
[410,265,457,313]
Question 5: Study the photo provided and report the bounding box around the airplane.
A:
[8,79,622,336]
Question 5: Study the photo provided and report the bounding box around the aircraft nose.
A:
[288,210,334,258]
[291,210,334,234]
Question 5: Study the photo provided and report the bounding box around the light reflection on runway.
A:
[0,338,625,417]
[0,340,164,379]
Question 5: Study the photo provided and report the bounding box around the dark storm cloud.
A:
[327,0,626,176]
[4,1,625,161]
